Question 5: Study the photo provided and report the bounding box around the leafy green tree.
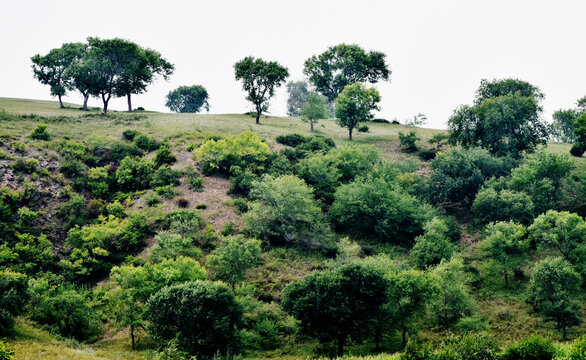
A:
[448,78,548,158]
[109,257,207,349]
[472,187,535,225]
[509,152,574,213]
[150,232,202,262]
[286,80,309,116]
[388,269,439,347]
[334,82,381,140]
[282,263,390,357]
[234,57,289,124]
[85,37,140,114]
[31,42,86,108]
[527,257,582,339]
[552,109,579,143]
[303,44,391,103]
[478,221,528,288]
[296,155,341,204]
[244,175,329,246]
[116,156,154,191]
[63,43,95,111]
[301,90,330,132]
[572,113,586,156]
[502,335,557,360]
[0,233,54,275]
[0,270,28,334]
[430,258,477,326]
[145,281,242,358]
[426,147,513,206]
[206,235,261,290]
[330,176,424,244]
[398,131,420,153]
[115,47,174,112]
[410,217,456,269]
[528,211,585,271]
[165,85,209,113]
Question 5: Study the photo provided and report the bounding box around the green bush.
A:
[501,335,556,360]
[107,200,126,218]
[150,166,182,188]
[150,232,202,262]
[276,133,308,147]
[357,125,369,133]
[165,210,202,238]
[154,145,177,168]
[156,185,179,198]
[418,148,437,161]
[329,177,424,244]
[134,134,160,151]
[60,157,86,179]
[472,187,535,224]
[244,175,330,246]
[0,340,15,360]
[410,218,456,269]
[438,333,501,360]
[567,335,586,360]
[10,157,38,173]
[87,165,112,198]
[570,143,585,157]
[0,270,28,334]
[399,131,420,153]
[122,129,140,141]
[57,194,88,230]
[30,124,50,140]
[0,233,54,275]
[116,156,154,191]
[144,281,242,358]
[188,176,203,191]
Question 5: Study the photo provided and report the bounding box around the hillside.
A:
[0,97,585,360]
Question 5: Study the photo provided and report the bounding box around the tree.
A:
[165,85,209,113]
[301,90,330,132]
[282,263,390,357]
[286,80,309,116]
[31,42,85,108]
[406,113,427,126]
[552,109,578,143]
[303,44,391,103]
[478,221,528,288]
[144,281,242,358]
[472,187,534,225]
[206,235,261,290]
[243,174,329,246]
[234,56,289,124]
[85,37,140,114]
[63,43,95,111]
[334,82,381,140]
[572,113,586,157]
[448,78,549,158]
[329,176,424,244]
[116,47,174,112]
[410,217,457,269]
[388,270,439,347]
[527,257,582,340]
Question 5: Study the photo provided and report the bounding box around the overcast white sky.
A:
[1,0,585,129]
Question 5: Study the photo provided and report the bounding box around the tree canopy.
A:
[165,85,210,113]
[334,82,380,140]
[303,44,390,103]
[301,90,330,132]
[448,78,549,158]
[234,56,289,124]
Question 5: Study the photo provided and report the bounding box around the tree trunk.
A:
[402,327,407,348]
[348,128,353,140]
[127,94,133,112]
[337,334,345,357]
[505,272,509,289]
[255,109,261,124]
[102,93,110,114]
[310,119,314,132]
[58,95,64,109]
[130,324,135,350]
[82,95,89,111]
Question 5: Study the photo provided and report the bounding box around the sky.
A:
[1,0,585,129]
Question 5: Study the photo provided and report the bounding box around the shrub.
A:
[330,177,424,244]
[0,233,53,275]
[399,131,420,153]
[195,203,206,210]
[116,156,154,191]
[60,157,86,178]
[357,125,369,133]
[276,133,308,147]
[87,165,112,198]
[150,232,202,262]
[438,333,501,360]
[154,145,177,168]
[10,158,38,173]
[0,340,14,360]
[134,134,160,151]
[122,129,140,141]
[410,218,456,269]
[144,281,242,358]
[502,335,556,360]
[244,175,330,246]
[0,270,28,334]
[567,335,586,360]
[207,235,261,289]
[188,176,203,191]
[472,187,535,224]
[418,148,437,161]
[10,141,25,153]
[30,124,50,140]
[156,185,179,198]
[150,166,182,188]
[110,141,144,161]
[233,199,248,214]
[145,192,161,206]
[57,194,88,230]
[106,200,126,218]
[570,143,585,157]
[165,210,202,238]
